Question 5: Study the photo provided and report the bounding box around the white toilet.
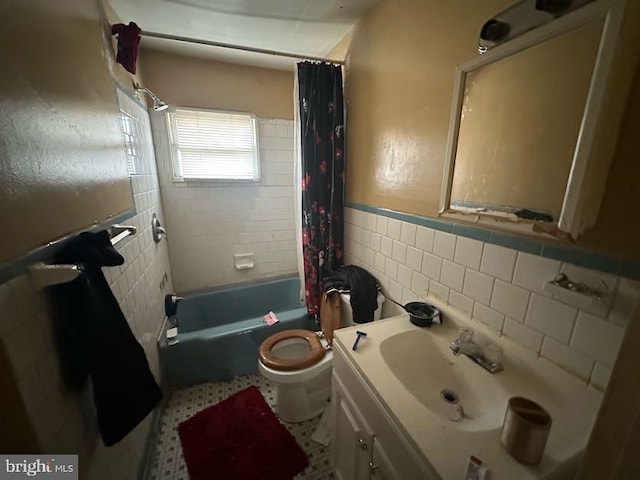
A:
[258,292,385,422]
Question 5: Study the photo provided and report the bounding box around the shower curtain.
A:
[296,62,345,317]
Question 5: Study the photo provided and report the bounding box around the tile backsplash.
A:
[0,94,173,479]
[152,116,297,292]
[344,207,640,391]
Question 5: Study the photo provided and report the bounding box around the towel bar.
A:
[28,224,137,288]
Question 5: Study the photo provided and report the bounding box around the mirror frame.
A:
[440,0,626,240]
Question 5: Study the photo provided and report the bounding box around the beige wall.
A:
[0,0,133,264]
[139,49,294,119]
[345,0,640,261]
[327,29,354,62]
[0,1,173,478]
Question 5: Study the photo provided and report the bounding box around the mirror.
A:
[440,0,625,239]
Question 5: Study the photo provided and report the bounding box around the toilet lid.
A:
[320,291,341,346]
[259,329,325,371]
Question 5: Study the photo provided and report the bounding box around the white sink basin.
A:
[334,305,603,480]
[380,329,509,431]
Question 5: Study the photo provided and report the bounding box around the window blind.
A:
[168,108,259,180]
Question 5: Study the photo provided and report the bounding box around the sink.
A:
[380,329,510,431]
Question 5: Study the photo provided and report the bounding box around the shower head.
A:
[133,82,169,111]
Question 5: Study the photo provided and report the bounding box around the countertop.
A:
[333,300,602,480]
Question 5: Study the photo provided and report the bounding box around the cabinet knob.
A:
[369,462,380,474]
[358,438,368,451]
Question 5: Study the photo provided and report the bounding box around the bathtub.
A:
[158,276,315,387]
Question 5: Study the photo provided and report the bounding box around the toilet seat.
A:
[258,329,326,371]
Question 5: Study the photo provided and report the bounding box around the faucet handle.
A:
[483,343,503,365]
[458,327,474,343]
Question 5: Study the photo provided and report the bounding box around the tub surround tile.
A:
[525,294,577,344]
[490,280,530,322]
[155,118,296,291]
[481,244,517,283]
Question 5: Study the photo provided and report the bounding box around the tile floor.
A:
[146,372,334,480]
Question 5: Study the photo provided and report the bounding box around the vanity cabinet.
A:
[331,341,436,480]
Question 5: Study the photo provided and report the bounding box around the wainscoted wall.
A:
[345,0,640,261]
[0,95,173,479]
[344,206,640,391]
[152,116,297,292]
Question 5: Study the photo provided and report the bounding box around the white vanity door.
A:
[332,373,373,480]
[370,437,401,480]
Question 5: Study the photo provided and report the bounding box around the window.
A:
[167,107,260,181]
[119,110,142,175]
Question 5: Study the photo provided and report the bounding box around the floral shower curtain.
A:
[297,61,345,317]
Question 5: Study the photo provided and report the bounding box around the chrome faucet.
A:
[450,327,503,373]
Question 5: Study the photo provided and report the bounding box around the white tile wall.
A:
[344,207,640,391]
[152,117,297,292]
[454,237,483,270]
[0,95,173,480]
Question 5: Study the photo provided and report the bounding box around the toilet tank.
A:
[339,292,386,327]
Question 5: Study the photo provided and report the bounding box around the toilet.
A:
[258,291,385,422]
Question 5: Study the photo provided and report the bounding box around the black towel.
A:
[323,265,380,323]
[48,230,162,446]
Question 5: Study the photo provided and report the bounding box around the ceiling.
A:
[109,0,380,70]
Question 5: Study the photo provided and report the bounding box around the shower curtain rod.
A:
[140,30,346,65]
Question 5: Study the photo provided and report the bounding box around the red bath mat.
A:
[178,385,309,480]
